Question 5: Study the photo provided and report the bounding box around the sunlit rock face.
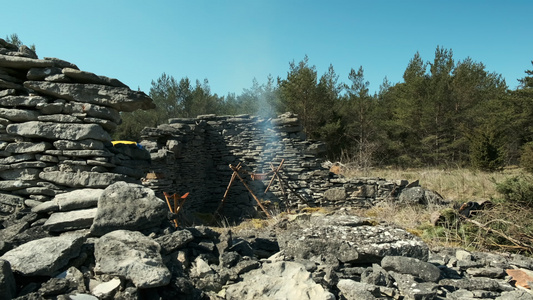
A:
[0,38,154,216]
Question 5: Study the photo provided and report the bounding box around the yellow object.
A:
[111,141,138,146]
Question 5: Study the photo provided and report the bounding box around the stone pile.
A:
[139,113,417,220]
[0,38,154,222]
[1,189,532,300]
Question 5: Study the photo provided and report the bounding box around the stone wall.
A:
[139,113,411,219]
[0,38,154,218]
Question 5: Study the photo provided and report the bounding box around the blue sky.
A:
[2,1,532,96]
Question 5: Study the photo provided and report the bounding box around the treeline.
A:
[116,46,533,170]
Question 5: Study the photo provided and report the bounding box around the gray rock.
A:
[43,208,97,232]
[277,214,429,264]
[324,187,346,201]
[466,266,505,278]
[6,121,111,141]
[32,188,103,213]
[94,230,171,288]
[225,261,335,300]
[62,68,128,88]
[53,139,104,150]
[0,153,35,164]
[381,255,441,282]
[439,277,503,291]
[0,54,54,69]
[27,67,62,80]
[91,278,121,299]
[0,180,32,191]
[38,114,82,123]
[90,182,167,236]
[39,171,131,188]
[0,193,25,206]
[0,168,41,180]
[389,271,438,300]
[337,279,380,300]
[0,259,16,300]
[5,141,52,154]
[0,234,85,276]
[0,107,40,122]
[43,57,79,69]
[399,187,444,205]
[496,290,533,300]
[155,229,195,254]
[24,81,155,112]
[0,95,48,107]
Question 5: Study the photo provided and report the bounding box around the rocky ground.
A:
[0,182,532,300]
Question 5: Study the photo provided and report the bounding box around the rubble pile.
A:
[0,38,154,222]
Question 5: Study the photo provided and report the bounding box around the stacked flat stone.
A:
[0,38,154,218]
[139,113,412,219]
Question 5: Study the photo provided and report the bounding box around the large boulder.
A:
[277,214,429,264]
[0,234,85,276]
[89,182,167,236]
[94,230,171,288]
[224,261,335,300]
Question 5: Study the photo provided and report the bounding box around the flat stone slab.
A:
[43,208,97,232]
[277,214,429,264]
[0,234,85,276]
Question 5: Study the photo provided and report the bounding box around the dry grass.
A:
[343,166,526,203]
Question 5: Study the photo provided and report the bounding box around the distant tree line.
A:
[115,46,533,171]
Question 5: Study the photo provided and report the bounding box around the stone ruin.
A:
[0,34,419,222]
[1,38,533,300]
[138,113,417,220]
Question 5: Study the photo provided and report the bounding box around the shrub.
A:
[469,128,505,172]
[494,175,533,207]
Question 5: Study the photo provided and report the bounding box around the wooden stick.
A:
[230,165,272,218]
[163,192,179,228]
[216,164,240,214]
[265,159,285,193]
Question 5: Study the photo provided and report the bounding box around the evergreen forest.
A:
[115,46,533,171]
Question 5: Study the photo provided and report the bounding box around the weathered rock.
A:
[399,187,444,205]
[24,81,155,112]
[39,171,131,188]
[0,54,54,69]
[381,255,441,282]
[32,188,103,213]
[0,95,48,107]
[155,229,195,254]
[94,230,171,288]
[4,141,52,154]
[225,261,335,300]
[277,214,429,264]
[0,259,16,300]
[90,182,167,236]
[43,208,97,232]
[337,279,380,300]
[62,68,128,88]
[0,107,40,122]
[6,121,111,141]
[0,234,85,276]
[91,278,121,299]
[324,187,346,201]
